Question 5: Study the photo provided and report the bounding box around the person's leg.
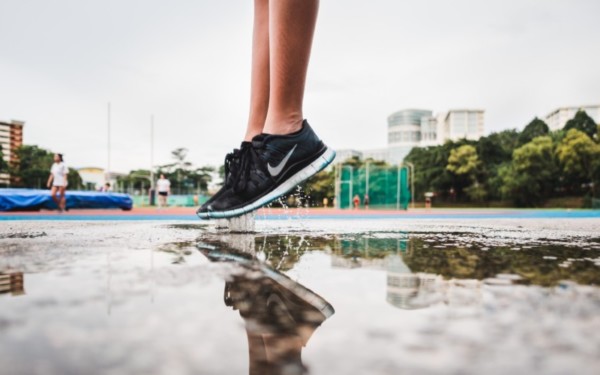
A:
[50,186,60,209]
[59,186,67,210]
[244,0,271,141]
[262,0,319,135]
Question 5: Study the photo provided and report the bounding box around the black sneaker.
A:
[197,120,335,219]
[202,141,251,208]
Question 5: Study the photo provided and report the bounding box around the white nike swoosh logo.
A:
[268,144,297,177]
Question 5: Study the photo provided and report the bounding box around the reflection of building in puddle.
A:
[0,270,25,296]
[330,235,414,270]
[386,255,444,310]
[331,235,483,311]
[197,233,334,375]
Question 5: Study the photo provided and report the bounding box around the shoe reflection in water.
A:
[197,236,334,375]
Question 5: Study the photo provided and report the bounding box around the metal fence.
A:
[335,164,412,210]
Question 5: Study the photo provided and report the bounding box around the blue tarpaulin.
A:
[0,189,133,211]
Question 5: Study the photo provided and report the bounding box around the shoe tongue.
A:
[251,134,266,147]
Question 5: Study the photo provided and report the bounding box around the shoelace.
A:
[223,149,242,188]
[231,140,268,193]
[223,143,253,188]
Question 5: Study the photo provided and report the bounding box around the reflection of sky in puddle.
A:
[1,226,600,375]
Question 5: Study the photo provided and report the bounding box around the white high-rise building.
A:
[335,108,485,165]
[442,109,485,141]
[0,119,25,186]
[544,105,600,131]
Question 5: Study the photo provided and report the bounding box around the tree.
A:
[518,117,549,146]
[10,145,54,188]
[564,110,597,139]
[556,129,600,196]
[67,168,83,189]
[301,168,334,206]
[447,145,480,176]
[477,129,519,166]
[446,145,486,202]
[157,148,213,193]
[500,136,556,206]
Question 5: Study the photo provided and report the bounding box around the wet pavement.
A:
[1,219,599,375]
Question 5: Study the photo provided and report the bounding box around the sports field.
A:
[1,214,599,374]
[1,207,600,220]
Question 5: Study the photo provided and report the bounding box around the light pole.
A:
[365,161,370,198]
[396,164,401,210]
[107,102,111,183]
[405,162,415,209]
[150,115,155,190]
[335,165,353,209]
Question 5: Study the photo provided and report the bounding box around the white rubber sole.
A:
[198,147,336,220]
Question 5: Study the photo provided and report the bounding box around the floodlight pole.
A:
[349,166,353,208]
[150,115,155,190]
[107,102,111,181]
[365,161,370,197]
[406,162,415,209]
[396,164,401,210]
[334,164,339,208]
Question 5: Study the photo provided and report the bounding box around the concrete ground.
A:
[1,218,599,375]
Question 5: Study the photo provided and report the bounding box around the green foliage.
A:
[10,145,54,188]
[7,145,83,189]
[403,110,600,206]
[477,129,519,166]
[518,117,549,146]
[556,129,600,196]
[301,168,334,206]
[564,110,597,138]
[405,140,475,200]
[157,148,214,193]
[447,145,480,176]
[501,136,556,206]
[67,168,83,189]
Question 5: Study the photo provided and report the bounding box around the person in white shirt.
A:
[47,153,68,212]
[156,174,171,208]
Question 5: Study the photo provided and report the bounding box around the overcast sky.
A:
[1,0,599,172]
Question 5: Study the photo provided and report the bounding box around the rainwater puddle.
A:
[1,224,599,375]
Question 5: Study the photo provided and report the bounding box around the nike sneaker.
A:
[203,141,251,208]
[197,120,335,219]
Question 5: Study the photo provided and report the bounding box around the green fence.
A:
[335,165,411,210]
[131,194,209,207]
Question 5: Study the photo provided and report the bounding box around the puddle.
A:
[1,224,599,375]
[196,232,600,288]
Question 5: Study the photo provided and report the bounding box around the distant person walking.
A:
[47,153,68,212]
[364,194,370,210]
[157,174,171,208]
[353,194,360,209]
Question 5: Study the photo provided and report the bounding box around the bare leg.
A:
[50,186,61,209]
[262,0,319,135]
[244,0,270,141]
[59,186,67,210]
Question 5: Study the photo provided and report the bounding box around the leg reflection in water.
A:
[197,236,334,375]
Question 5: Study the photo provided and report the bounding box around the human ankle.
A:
[263,115,303,135]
